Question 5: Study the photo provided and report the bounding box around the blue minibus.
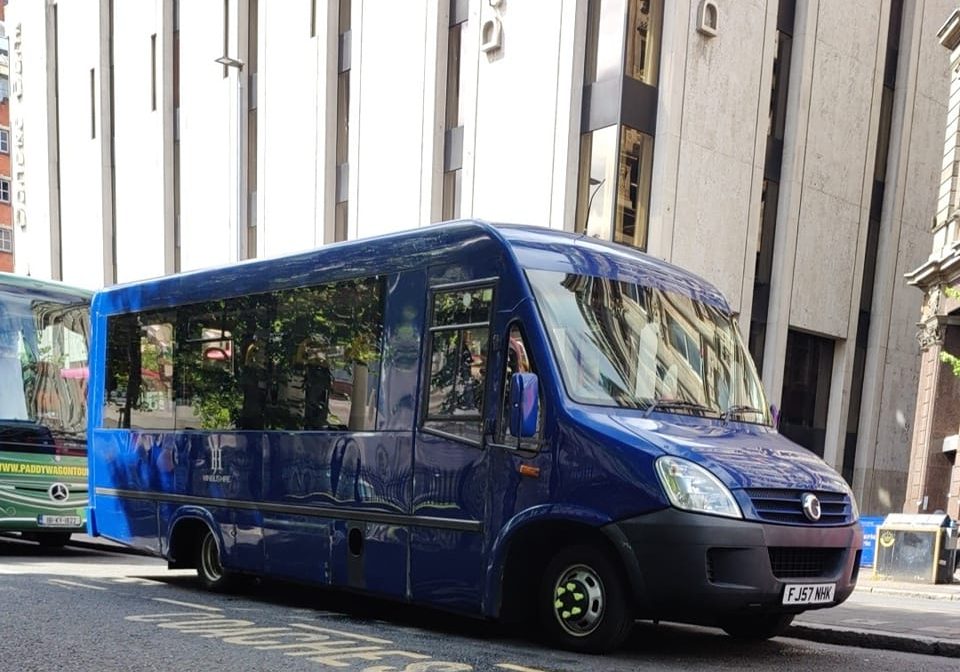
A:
[86,221,862,652]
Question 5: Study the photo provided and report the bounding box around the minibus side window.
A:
[270,277,383,432]
[102,277,383,432]
[175,300,245,430]
[497,323,541,448]
[103,311,176,429]
[423,285,494,444]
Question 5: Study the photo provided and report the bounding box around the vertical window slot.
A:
[90,68,96,139]
[151,34,157,111]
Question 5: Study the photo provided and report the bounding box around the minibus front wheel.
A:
[539,545,633,653]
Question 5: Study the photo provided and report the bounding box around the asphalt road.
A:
[0,535,956,672]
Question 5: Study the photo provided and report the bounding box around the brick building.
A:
[904,7,960,519]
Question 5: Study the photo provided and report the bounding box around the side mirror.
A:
[509,372,539,439]
[770,404,781,429]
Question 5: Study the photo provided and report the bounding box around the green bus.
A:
[0,272,91,547]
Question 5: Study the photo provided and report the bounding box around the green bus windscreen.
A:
[0,277,91,545]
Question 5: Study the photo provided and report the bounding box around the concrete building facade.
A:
[7,0,954,515]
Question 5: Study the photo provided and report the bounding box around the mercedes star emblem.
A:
[48,482,70,502]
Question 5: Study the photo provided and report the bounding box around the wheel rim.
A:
[200,533,223,583]
[552,563,605,637]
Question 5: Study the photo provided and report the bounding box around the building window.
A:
[780,329,835,458]
[334,0,351,242]
[845,0,903,483]
[0,129,7,154]
[749,0,796,372]
[578,125,618,239]
[577,125,653,250]
[442,3,467,222]
[625,0,663,86]
[0,178,10,203]
[0,228,12,253]
[749,180,779,370]
[614,126,653,249]
[579,1,661,250]
[585,0,623,84]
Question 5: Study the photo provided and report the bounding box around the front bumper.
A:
[606,508,863,624]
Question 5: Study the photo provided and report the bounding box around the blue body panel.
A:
[87,221,858,620]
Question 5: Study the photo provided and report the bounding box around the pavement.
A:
[67,534,960,658]
[790,567,960,658]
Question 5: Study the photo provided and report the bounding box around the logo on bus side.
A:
[202,444,232,484]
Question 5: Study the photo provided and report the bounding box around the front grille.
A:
[769,547,843,579]
[745,488,853,525]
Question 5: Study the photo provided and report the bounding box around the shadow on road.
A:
[0,533,91,558]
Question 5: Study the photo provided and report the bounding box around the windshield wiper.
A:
[721,404,765,422]
[644,398,716,418]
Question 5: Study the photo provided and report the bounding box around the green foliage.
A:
[939,287,960,377]
[941,350,960,377]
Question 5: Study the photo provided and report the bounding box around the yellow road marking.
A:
[152,597,223,612]
[496,665,549,672]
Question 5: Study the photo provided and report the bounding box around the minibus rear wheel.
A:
[719,612,794,640]
[196,528,234,592]
[539,545,633,653]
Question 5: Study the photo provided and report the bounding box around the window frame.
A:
[0,177,10,204]
[0,227,12,253]
[494,320,544,453]
[420,278,498,447]
[0,128,9,154]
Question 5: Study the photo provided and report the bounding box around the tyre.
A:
[538,544,634,653]
[720,613,794,640]
[196,528,234,592]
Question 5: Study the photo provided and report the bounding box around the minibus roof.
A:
[91,221,729,314]
[0,272,93,302]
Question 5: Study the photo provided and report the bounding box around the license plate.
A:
[37,515,82,528]
[782,583,835,605]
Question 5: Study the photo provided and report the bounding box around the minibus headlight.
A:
[654,456,742,519]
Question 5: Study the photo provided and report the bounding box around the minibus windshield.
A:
[526,269,770,424]
[0,289,90,442]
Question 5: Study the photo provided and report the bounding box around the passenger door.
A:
[410,282,495,612]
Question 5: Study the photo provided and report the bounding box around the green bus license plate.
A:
[37,515,82,528]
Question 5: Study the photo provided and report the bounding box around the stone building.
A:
[904,7,960,519]
[8,0,954,514]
